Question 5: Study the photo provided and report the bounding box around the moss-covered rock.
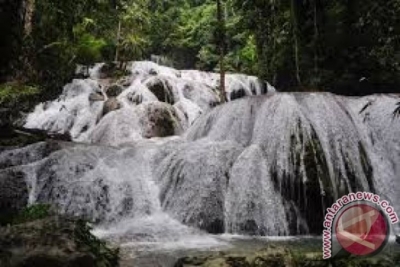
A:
[0,215,119,267]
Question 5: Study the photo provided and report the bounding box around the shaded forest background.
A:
[1,0,400,98]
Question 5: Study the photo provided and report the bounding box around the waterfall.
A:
[25,61,274,146]
[1,62,399,250]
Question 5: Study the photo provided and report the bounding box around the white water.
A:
[25,61,274,145]
[2,62,400,255]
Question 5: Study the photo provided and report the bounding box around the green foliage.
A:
[0,83,39,105]
[236,0,400,93]
[74,219,119,267]
[151,0,257,73]
[5,0,400,95]
[116,0,150,62]
[12,204,52,224]
[73,18,107,65]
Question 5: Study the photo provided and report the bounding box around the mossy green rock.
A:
[0,216,119,267]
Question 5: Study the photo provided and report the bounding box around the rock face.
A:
[0,216,119,267]
[0,169,28,223]
[0,142,64,224]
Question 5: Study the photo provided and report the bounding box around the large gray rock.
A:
[102,98,121,116]
[0,142,65,222]
[105,84,123,98]
[0,168,28,221]
[145,77,175,104]
[88,92,105,102]
[0,216,119,267]
[139,102,183,138]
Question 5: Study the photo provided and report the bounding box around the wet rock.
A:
[229,88,247,101]
[139,102,184,138]
[146,77,175,104]
[175,247,294,267]
[98,62,118,79]
[175,246,398,267]
[157,140,244,233]
[102,98,121,116]
[106,84,123,98]
[129,93,143,105]
[0,141,63,169]
[88,92,105,102]
[0,169,28,224]
[116,77,132,87]
[0,216,119,267]
[0,108,12,129]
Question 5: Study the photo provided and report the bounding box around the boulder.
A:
[0,169,28,225]
[102,98,121,116]
[115,77,132,88]
[106,84,123,98]
[88,92,105,102]
[0,141,65,225]
[0,216,119,267]
[139,102,183,138]
[145,77,175,104]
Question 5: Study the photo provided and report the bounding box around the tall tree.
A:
[23,0,35,36]
[0,0,24,81]
[216,0,226,102]
[290,0,301,86]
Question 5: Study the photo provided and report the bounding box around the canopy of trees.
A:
[2,0,400,96]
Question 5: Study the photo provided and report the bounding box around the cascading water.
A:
[25,61,274,145]
[1,61,399,258]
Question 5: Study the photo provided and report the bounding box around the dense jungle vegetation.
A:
[1,0,400,98]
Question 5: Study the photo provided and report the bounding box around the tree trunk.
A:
[0,0,24,81]
[255,29,269,81]
[313,0,320,87]
[23,0,35,36]
[114,20,122,63]
[290,0,301,86]
[217,0,226,103]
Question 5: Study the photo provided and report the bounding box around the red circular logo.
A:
[335,203,389,256]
